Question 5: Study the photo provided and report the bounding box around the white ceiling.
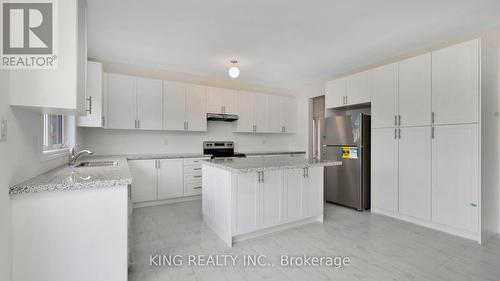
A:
[87,0,500,89]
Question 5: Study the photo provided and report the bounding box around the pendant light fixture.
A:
[228,60,240,79]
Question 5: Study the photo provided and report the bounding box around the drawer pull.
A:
[193,168,201,170]
[193,175,202,178]
[193,186,202,189]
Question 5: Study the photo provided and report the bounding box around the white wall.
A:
[82,122,298,156]
[498,48,500,233]
[0,70,71,281]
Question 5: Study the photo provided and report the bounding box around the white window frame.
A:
[41,115,72,162]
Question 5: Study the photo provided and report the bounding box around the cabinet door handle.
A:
[86,96,92,114]
[193,186,202,190]
[157,160,161,169]
[394,115,397,126]
[431,127,435,139]
[306,167,309,178]
[398,128,401,139]
[137,120,140,129]
[101,116,105,127]
[257,171,261,183]
[398,115,401,126]
[261,171,264,183]
[431,112,435,124]
[186,122,189,130]
[345,96,348,105]
[303,168,306,178]
[394,128,397,139]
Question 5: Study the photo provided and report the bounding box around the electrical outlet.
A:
[0,119,6,141]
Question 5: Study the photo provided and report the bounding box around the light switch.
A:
[0,119,6,141]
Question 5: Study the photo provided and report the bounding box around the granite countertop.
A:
[203,156,341,173]
[9,156,133,196]
[125,153,211,160]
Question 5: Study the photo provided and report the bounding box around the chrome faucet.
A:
[69,147,93,165]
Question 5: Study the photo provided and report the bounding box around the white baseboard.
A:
[371,208,480,243]
[133,195,201,209]
[233,215,323,245]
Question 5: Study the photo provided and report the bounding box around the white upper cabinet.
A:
[106,74,163,130]
[185,85,208,131]
[268,95,297,133]
[399,53,432,127]
[236,92,269,133]
[207,87,238,114]
[282,97,297,133]
[325,70,371,109]
[371,63,398,129]
[9,0,87,115]
[136,77,163,130]
[345,70,371,106]
[325,78,346,108]
[163,81,187,131]
[78,61,103,127]
[432,124,479,233]
[106,74,137,130]
[163,81,207,131]
[432,39,479,125]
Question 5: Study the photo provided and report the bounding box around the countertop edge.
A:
[202,160,341,173]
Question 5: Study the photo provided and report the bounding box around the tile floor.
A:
[130,200,500,281]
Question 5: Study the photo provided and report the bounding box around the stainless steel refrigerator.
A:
[322,114,370,211]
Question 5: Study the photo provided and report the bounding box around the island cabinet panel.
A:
[234,172,260,235]
[261,170,284,228]
[304,167,324,218]
[284,168,304,221]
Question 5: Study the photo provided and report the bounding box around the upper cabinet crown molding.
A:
[9,0,88,115]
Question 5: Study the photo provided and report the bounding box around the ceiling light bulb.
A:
[228,60,240,78]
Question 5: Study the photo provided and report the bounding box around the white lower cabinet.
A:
[233,167,323,236]
[432,124,479,233]
[284,168,303,221]
[372,124,480,237]
[129,160,157,203]
[129,157,207,204]
[371,128,399,213]
[234,173,260,235]
[261,170,283,228]
[157,159,184,200]
[398,127,431,220]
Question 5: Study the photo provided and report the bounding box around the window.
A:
[43,115,67,151]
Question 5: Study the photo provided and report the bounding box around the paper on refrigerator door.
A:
[342,147,358,159]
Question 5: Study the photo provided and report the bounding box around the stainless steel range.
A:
[203,141,246,159]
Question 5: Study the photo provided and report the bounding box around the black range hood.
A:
[206,113,239,122]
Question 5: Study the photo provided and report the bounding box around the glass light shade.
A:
[228,66,240,78]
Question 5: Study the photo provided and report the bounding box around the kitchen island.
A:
[202,156,341,246]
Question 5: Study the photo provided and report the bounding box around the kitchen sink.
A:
[75,161,118,168]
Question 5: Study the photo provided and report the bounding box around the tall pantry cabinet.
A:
[371,39,498,243]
